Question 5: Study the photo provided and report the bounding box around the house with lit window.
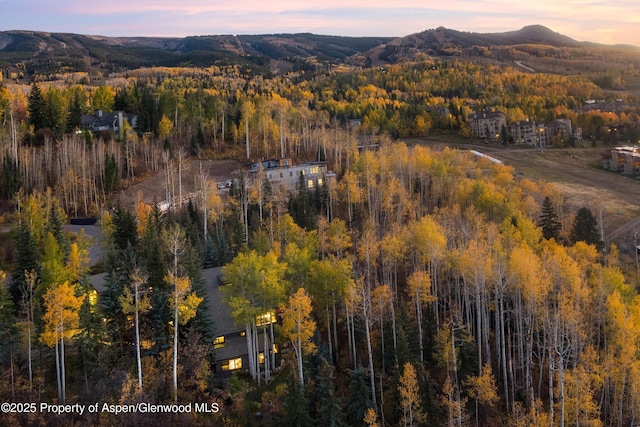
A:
[248,158,332,192]
[203,267,278,374]
[203,268,250,373]
[89,266,275,375]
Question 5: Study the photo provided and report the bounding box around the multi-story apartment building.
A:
[468,111,507,140]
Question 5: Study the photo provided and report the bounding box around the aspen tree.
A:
[371,284,393,370]
[407,270,435,362]
[465,363,498,426]
[282,287,316,386]
[410,215,446,326]
[399,362,426,426]
[165,271,202,402]
[40,281,85,404]
[119,268,150,391]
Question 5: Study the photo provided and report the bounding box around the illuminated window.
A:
[307,179,314,189]
[317,178,323,186]
[259,352,265,364]
[214,336,225,348]
[240,331,246,337]
[256,311,276,327]
[88,289,98,306]
[222,358,242,371]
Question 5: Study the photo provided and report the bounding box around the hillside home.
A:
[249,158,333,192]
[81,110,137,135]
[203,268,277,374]
[468,111,507,140]
[89,267,272,375]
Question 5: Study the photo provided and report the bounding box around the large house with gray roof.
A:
[81,110,137,135]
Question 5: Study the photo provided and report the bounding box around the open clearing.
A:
[115,158,242,208]
[418,137,640,254]
[114,139,640,255]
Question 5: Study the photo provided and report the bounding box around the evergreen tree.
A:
[313,356,346,427]
[44,87,67,135]
[289,172,317,231]
[539,196,562,241]
[13,223,39,301]
[66,88,86,133]
[104,153,119,194]
[500,124,509,144]
[75,285,108,397]
[112,204,139,251]
[284,374,313,427]
[190,124,205,156]
[570,207,604,251]
[28,83,47,131]
[346,368,374,426]
[47,203,69,257]
[102,243,138,356]
[0,271,17,364]
[1,155,21,200]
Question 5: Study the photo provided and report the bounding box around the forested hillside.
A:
[0,47,639,426]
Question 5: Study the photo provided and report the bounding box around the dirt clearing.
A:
[115,159,242,208]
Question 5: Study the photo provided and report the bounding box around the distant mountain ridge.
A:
[0,25,636,78]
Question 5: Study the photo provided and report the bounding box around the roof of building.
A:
[469,111,506,120]
[202,267,244,335]
[80,110,137,129]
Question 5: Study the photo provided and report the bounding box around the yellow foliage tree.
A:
[399,362,427,426]
[158,114,174,140]
[40,281,85,404]
[165,271,203,401]
[282,287,316,385]
[465,363,499,425]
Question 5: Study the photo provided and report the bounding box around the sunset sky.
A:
[1,0,639,46]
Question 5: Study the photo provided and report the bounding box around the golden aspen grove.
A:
[0,31,639,426]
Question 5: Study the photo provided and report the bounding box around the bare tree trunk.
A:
[60,323,66,404]
[263,326,270,384]
[416,295,424,362]
[245,111,250,159]
[332,303,339,360]
[346,303,355,369]
[549,353,555,426]
[173,290,178,401]
[135,282,143,390]
[55,337,61,403]
[364,313,377,409]
[178,149,184,209]
[254,324,261,387]
[245,323,256,380]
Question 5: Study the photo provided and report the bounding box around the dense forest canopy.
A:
[0,46,639,426]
